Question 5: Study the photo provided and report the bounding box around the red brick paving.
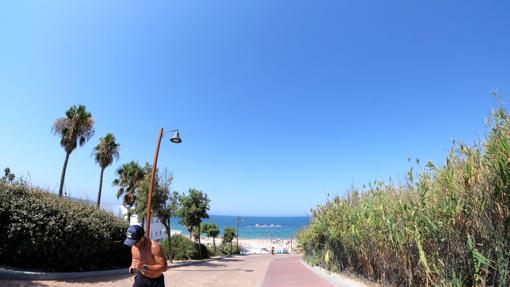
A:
[262,255,333,287]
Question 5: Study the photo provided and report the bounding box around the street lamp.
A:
[236,216,244,252]
[146,128,181,238]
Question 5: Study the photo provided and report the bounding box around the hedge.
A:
[0,183,131,272]
[218,242,240,255]
[161,235,208,260]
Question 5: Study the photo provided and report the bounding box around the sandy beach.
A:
[201,237,297,254]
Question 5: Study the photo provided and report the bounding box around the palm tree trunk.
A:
[162,219,172,263]
[58,152,71,197]
[168,219,173,263]
[198,225,201,245]
[198,225,203,259]
[97,167,105,208]
[213,237,216,253]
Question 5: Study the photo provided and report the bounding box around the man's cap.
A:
[124,225,145,247]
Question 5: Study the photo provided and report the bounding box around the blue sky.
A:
[1,1,509,216]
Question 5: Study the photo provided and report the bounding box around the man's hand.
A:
[129,266,136,275]
[130,259,144,274]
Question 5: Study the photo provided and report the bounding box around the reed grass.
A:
[298,107,510,286]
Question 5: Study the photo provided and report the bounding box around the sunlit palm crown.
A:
[93,133,120,168]
[179,189,210,228]
[113,161,146,207]
[52,105,95,154]
[202,222,219,237]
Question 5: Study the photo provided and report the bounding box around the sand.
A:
[200,237,297,254]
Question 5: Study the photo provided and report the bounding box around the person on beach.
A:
[271,246,275,256]
[124,225,168,287]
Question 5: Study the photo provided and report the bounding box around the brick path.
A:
[262,255,333,287]
[0,256,272,287]
[0,255,358,287]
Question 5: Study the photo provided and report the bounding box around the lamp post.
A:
[146,128,181,238]
[290,234,293,254]
[236,216,244,252]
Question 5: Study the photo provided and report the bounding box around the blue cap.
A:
[124,225,145,246]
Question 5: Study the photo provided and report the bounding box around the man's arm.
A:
[145,242,168,274]
[129,246,139,274]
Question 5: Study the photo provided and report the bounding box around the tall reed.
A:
[298,107,510,286]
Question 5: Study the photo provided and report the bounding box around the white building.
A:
[119,206,181,242]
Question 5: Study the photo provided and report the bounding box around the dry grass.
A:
[298,107,510,286]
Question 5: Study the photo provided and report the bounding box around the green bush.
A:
[0,183,131,272]
[218,242,240,255]
[298,107,510,286]
[161,235,208,260]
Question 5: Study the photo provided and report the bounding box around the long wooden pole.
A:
[146,128,164,238]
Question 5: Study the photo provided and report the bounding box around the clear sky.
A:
[1,1,509,216]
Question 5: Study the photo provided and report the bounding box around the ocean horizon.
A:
[169,215,310,240]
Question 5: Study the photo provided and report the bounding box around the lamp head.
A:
[170,130,182,144]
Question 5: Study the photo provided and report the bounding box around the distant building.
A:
[119,206,181,241]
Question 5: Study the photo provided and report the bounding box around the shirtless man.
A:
[124,225,168,287]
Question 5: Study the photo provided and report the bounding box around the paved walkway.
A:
[0,255,273,287]
[0,255,368,287]
[262,255,333,287]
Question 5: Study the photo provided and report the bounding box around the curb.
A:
[0,255,232,281]
[0,267,128,281]
[300,259,371,287]
[168,255,231,268]
[257,255,275,287]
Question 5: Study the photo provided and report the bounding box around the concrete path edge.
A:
[300,259,370,287]
[0,255,231,281]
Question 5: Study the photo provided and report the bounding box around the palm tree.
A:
[113,161,146,222]
[93,133,120,208]
[161,190,180,262]
[178,189,210,259]
[223,227,237,255]
[178,189,210,242]
[52,105,94,197]
[202,223,220,253]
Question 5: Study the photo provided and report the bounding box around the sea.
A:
[169,215,310,239]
